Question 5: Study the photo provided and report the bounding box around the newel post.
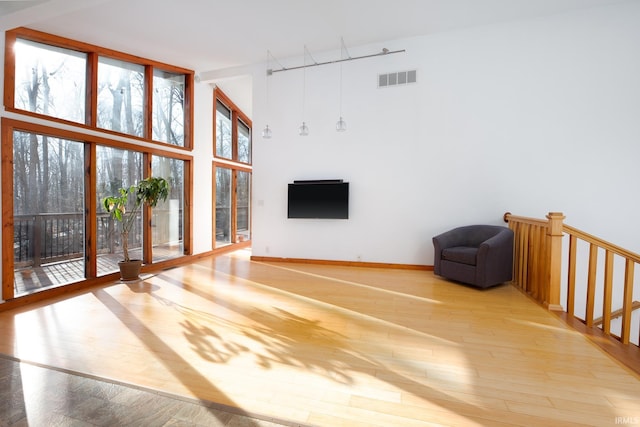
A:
[546,212,565,311]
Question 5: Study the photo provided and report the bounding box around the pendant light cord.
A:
[302,46,306,122]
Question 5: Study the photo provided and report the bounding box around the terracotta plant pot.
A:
[118,260,143,281]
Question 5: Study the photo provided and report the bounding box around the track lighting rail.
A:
[267,48,406,75]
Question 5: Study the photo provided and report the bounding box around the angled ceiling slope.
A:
[0,0,634,74]
[0,1,49,17]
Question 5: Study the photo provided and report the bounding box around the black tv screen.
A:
[288,180,349,219]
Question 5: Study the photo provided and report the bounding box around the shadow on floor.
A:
[0,354,308,427]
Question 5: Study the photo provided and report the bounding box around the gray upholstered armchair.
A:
[432,225,514,289]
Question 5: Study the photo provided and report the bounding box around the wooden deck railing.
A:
[14,213,86,268]
[504,212,640,349]
[14,212,143,268]
[14,209,183,271]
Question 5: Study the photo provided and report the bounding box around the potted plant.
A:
[103,176,169,280]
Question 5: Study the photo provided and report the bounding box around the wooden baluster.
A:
[509,221,517,287]
[602,250,614,335]
[518,221,525,292]
[621,260,634,344]
[567,234,577,317]
[535,224,545,301]
[528,225,536,296]
[540,224,549,304]
[586,243,598,327]
[546,212,565,311]
[508,220,516,286]
[527,225,534,297]
[517,222,527,292]
[512,221,519,288]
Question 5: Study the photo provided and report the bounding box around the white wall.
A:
[1,2,639,269]
[191,81,214,254]
[251,2,640,265]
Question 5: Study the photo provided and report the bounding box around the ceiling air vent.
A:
[378,70,417,88]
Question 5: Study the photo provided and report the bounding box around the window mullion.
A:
[142,153,153,265]
[231,169,238,243]
[3,31,17,112]
[86,52,98,127]
[144,65,154,141]
[1,121,15,300]
[232,110,239,161]
[85,143,97,279]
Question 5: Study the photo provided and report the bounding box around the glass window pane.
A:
[216,101,232,159]
[237,171,251,242]
[215,167,232,246]
[152,69,185,146]
[96,147,143,276]
[151,156,184,262]
[13,38,87,123]
[238,120,251,164]
[97,57,145,137]
[13,131,85,294]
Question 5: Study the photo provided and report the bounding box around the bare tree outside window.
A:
[216,101,232,159]
[152,69,185,146]
[237,171,251,241]
[13,131,85,294]
[97,57,145,137]
[152,156,184,262]
[4,28,194,298]
[96,146,143,276]
[14,38,86,123]
[212,88,251,248]
[215,167,232,245]
[238,120,251,164]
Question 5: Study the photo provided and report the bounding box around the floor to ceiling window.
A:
[96,147,143,276]
[12,131,86,295]
[215,167,233,246]
[236,170,251,242]
[2,27,193,301]
[213,88,252,249]
[152,156,185,262]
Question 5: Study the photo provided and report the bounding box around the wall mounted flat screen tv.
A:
[288,180,349,219]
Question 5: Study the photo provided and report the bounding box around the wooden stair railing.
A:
[504,212,640,351]
[593,301,640,327]
[502,212,565,311]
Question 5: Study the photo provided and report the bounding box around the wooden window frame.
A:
[1,117,193,303]
[212,88,252,250]
[213,87,252,163]
[212,162,252,250]
[4,27,194,151]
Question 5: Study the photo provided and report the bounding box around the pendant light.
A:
[335,65,347,132]
[265,42,405,135]
[299,46,309,136]
[336,38,349,132]
[262,50,272,139]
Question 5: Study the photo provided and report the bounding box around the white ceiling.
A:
[0,1,47,16]
[0,0,635,74]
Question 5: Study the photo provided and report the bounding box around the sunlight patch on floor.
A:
[254,261,444,305]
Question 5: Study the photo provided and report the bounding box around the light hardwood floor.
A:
[1,249,639,426]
